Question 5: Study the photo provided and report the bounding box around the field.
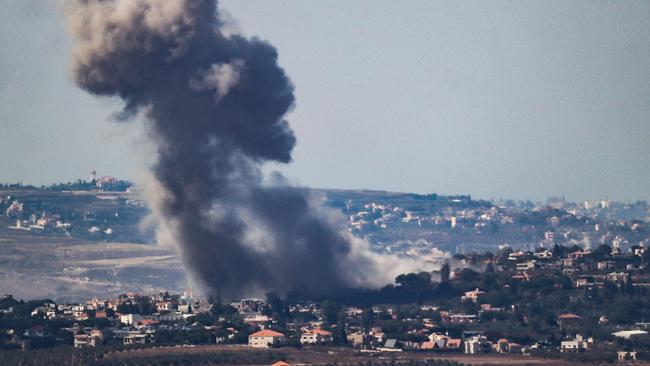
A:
[99,344,634,365]
[0,234,186,302]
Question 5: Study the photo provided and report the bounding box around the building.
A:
[272,362,291,366]
[558,313,583,327]
[464,335,491,354]
[495,338,509,353]
[618,351,637,361]
[606,272,630,284]
[612,330,648,340]
[73,334,91,348]
[516,261,536,271]
[461,288,485,302]
[346,332,369,347]
[248,329,286,348]
[560,335,592,352]
[123,333,149,345]
[300,329,333,345]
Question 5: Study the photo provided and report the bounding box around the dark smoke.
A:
[66,0,414,298]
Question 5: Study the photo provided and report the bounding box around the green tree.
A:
[440,262,450,282]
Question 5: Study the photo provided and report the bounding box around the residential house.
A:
[560,335,592,352]
[73,334,91,348]
[248,329,286,348]
[300,329,333,345]
[516,261,536,271]
[461,288,485,302]
[558,313,583,327]
[347,332,369,347]
[464,335,491,354]
[495,338,509,353]
[123,332,149,345]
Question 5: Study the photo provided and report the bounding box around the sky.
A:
[0,1,649,202]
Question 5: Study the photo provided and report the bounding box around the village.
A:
[1,239,649,364]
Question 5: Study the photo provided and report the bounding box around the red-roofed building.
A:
[495,338,509,353]
[446,339,462,349]
[300,328,333,345]
[136,319,160,327]
[248,329,286,348]
[558,313,583,327]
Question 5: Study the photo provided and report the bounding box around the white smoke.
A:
[189,59,245,101]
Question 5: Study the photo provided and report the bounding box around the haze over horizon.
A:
[1,0,649,203]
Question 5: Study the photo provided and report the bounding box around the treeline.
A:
[47,179,132,192]
[0,180,133,192]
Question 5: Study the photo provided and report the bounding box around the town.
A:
[1,183,650,364]
[1,239,649,365]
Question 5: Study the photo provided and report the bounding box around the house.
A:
[606,272,630,284]
[495,338,509,353]
[449,314,477,324]
[272,362,291,366]
[135,318,159,328]
[446,339,462,350]
[155,301,173,312]
[461,288,485,302]
[378,338,402,352]
[300,329,333,345]
[558,313,583,327]
[23,325,45,338]
[464,335,491,354]
[480,304,504,313]
[74,330,104,347]
[346,332,369,347]
[248,329,286,348]
[516,261,536,271]
[560,335,592,352]
[371,329,385,344]
[423,334,462,351]
[618,351,637,361]
[124,333,149,345]
[562,258,575,268]
[597,261,613,270]
[508,251,526,261]
[73,334,91,348]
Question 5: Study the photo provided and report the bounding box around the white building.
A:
[248,329,286,348]
[300,329,333,345]
[560,335,593,352]
[464,335,491,354]
[461,288,485,302]
[612,330,648,340]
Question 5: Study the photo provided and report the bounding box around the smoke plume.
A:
[66,0,423,298]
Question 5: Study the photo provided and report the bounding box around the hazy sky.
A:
[1,1,649,202]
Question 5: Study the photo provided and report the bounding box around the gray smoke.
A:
[66,0,420,298]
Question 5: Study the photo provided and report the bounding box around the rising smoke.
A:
[66,0,427,298]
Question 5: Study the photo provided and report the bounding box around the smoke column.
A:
[66,0,416,298]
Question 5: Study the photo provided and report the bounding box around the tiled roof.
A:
[250,329,285,337]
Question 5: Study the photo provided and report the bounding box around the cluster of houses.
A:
[345,195,649,260]
[2,279,649,358]
[489,243,648,292]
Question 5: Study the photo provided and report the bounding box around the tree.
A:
[440,262,450,282]
[458,268,479,282]
[265,292,286,320]
[361,307,374,330]
[321,301,343,324]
